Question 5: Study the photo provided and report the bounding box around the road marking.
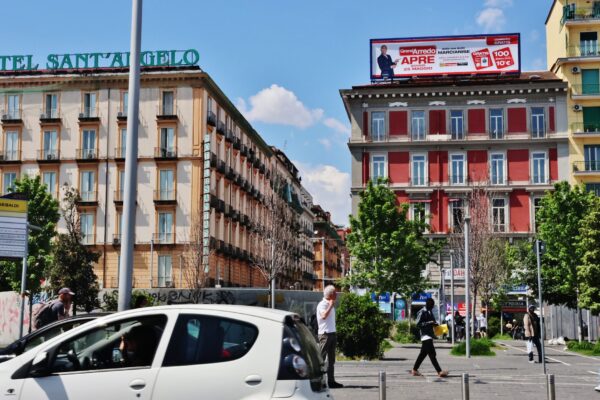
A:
[589,371,600,375]
[499,342,571,366]
[545,346,600,361]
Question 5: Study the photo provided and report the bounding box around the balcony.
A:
[40,109,61,123]
[115,147,125,160]
[153,232,175,245]
[78,191,98,205]
[0,150,21,164]
[154,189,176,205]
[37,149,60,163]
[216,160,226,174]
[216,121,226,136]
[1,110,22,124]
[154,147,177,160]
[76,148,98,162]
[562,6,600,25]
[233,137,241,150]
[114,190,123,204]
[225,166,235,180]
[572,122,600,135]
[207,111,216,127]
[567,45,600,58]
[78,108,99,122]
[573,160,600,174]
[225,129,234,143]
[156,105,178,120]
[571,84,600,98]
[240,144,248,157]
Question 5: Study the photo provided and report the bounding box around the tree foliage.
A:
[47,185,100,313]
[0,175,59,293]
[345,179,442,298]
[577,196,600,314]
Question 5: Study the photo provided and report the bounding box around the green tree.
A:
[345,179,442,301]
[577,196,600,314]
[47,185,100,313]
[0,175,59,293]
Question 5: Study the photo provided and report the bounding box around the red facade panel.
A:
[429,110,447,134]
[362,111,368,137]
[430,190,449,233]
[467,150,488,182]
[428,151,448,184]
[507,149,529,182]
[362,152,369,184]
[395,190,409,206]
[510,190,530,233]
[549,106,555,132]
[467,109,486,134]
[388,152,410,184]
[389,111,408,136]
[507,108,527,134]
[549,148,558,181]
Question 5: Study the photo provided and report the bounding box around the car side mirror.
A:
[29,351,50,377]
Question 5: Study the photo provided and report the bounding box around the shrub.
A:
[102,289,155,311]
[393,320,420,343]
[337,293,392,359]
[450,339,495,356]
[487,316,500,339]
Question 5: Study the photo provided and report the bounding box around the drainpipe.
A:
[150,238,154,287]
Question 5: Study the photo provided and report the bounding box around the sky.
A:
[1,0,552,226]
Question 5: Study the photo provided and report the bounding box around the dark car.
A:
[0,313,109,363]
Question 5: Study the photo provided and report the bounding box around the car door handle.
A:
[129,379,146,390]
[245,375,262,386]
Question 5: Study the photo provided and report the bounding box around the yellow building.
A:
[547,0,600,194]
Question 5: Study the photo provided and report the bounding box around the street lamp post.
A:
[321,237,325,290]
[536,239,546,374]
[464,214,471,359]
[450,249,455,347]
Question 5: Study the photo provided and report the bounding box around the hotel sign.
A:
[0,49,200,72]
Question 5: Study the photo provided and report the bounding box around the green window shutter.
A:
[582,69,600,94]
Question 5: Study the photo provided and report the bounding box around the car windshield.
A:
[24,319,94,352]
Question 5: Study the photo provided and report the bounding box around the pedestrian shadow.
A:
[340,384,378,389]
[381,357,408,361]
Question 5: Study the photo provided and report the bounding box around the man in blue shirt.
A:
[377,45,398,80]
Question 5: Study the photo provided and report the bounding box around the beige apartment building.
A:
[0,65,315,289]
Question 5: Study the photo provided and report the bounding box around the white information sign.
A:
[0,199,28,259]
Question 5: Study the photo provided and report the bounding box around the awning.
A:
[409,199,432,203]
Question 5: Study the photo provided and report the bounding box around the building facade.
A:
[547,0,600,195]
[341,72,570,296]
[0,65,315,290]
[312,205,344,291]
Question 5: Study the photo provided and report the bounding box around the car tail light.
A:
[285,354,308,378]
[277,325,308,380]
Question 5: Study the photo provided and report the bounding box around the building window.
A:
[80,213,94,244]
[410,203,429,225]
[45,93,58,118]
[450,199,464,232]
[4,130,19,161]
[83,92,97,118]
[411,153,427,186]
[159,127,176,157]
[7,94,20,119]
[582,69,600,95]
[450,153,466,185]
[584,145,600,171]
[119,128,126,158]
[585,183,600,196]
[450,110,464,140]
[371,112,386,141]
[118,169,125,197]
[162,90,174,115]
[158,255,173,287]
[80,171,95,201]
[411,111,426,140]
[42,171,57,196]
[583,106,600,132]
[3,172,16,194]
[533,197,542,232]
[490,153,506,185]
[489,108,504,139]
[82,129,96,159]
[159,169,175,200]
[122,91,128,116]
[580,31,598,56]
[531,107,545,138]
[43,130,58,160]
[531,152,547,184]
[492,198,507,232]
[371,154,387,181]
[158,212,173,243]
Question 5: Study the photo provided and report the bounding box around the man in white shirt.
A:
[316,285,343,388]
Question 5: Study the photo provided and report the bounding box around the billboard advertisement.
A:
[370,34,520,80]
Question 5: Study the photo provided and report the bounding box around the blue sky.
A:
[2,0,551,225]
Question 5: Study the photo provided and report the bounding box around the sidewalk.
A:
[331,340,600,400]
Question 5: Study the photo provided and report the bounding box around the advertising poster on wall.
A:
[370,34,520,80]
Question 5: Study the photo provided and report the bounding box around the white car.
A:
[0,305,332,400]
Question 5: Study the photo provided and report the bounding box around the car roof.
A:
[26,312,112,335]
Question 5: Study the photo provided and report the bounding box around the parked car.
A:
[0,305,331,400]
[0,313,110,363]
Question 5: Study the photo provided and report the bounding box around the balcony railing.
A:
[0,150,21,162]
[450,131,465,140]
[79,108,99,120]
[567,45,600,58]
[40,108,60,121]
[572,122,600,134]
[562,5,600,25]
[156,105,178,119]
[154,147,177,159]
[154,189,176,202]
[573,160,600,172]
[79,191,97,203]
[38,149,60,162]
[114,190,124,203]
[530,176,550,185]
[571,84,600,96]
[409,176,430,187]
[81,233,95,245]
[77,148,98,161]
[2,110,21,122]
[207,111,216,127]
[153,232,175,244]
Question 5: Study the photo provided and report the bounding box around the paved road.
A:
[331,340,600,399]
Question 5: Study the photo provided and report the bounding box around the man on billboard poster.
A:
[377,45,398,80]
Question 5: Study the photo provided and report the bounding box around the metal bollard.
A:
[546,374,556,400]
[379,370,386,400]
[462,373,470,400]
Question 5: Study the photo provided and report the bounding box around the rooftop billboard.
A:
[370,34,520,80]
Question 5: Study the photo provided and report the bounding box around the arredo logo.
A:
[0,49,200,72]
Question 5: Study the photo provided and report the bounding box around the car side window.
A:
[25,321,86,352]
[48,315,167,374]
[163,314,258,367]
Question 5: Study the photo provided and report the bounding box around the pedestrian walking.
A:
[454,310,464,341]
[32,287,74,329]
[477,313,487,337]
[411,298,448,377]
[524,304,542,364]
[316,285,343,388]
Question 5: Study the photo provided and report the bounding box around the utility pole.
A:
[450,249,455,346]
[118,0,143,311]
[321,237,326,290]
[270,239,276,309]
[536,239,547,374]
[464,214,471,358]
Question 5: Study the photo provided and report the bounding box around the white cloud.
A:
[476,8,506,33]
[295,162,351,226]
[484,0,512,7]
[318,138,332,149]
[236,84,323,129]
[323,117,350,136]
[529,29,540,42]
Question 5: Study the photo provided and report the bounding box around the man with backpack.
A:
[33,288,75,329]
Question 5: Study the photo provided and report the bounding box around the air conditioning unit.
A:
[46,153,55,160]
[572,66,581,74]
[78,113,84,119]
[1,114,7,120]
[573,104,583,112]
[40,113,46,119]
[87,151,95,159]
[117,111,123,117]
[113,237,120,245]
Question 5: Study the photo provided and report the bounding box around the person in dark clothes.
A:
[524,305,543,364]
[411,298,448,377]
[49,288,74,323]
[377,45,398,79]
